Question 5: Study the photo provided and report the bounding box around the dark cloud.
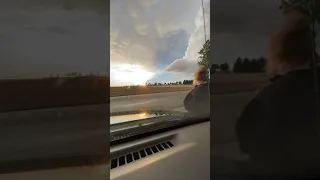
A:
[212,1,320,66]
[211,0,284,65]
[3,0,108,15]
[0,1,108,78]
[212,0,282,34]
[212,34,269,64]
[24,25,74,34]
[155,29,189,69]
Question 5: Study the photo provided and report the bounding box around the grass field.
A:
[210,82,267,94]
[0,77,109,112]
[110,86,193,97]
[110,73,270,96]
[110,81,268,97]
[0,73,270,112]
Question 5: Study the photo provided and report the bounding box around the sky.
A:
[4,0,320,85]
[110,0,210,86]
[0,0,108,79]
[212,0,320,66]
[111,0,319,87]
[211,0,282,66]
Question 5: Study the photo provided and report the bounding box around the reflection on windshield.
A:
[110,112,170,125]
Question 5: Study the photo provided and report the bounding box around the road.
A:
[0,104,109,165]
[110,91,258,173]
[210,91,257,174]
[110,91,190,113]
[211,91,256,143]
[0,90,256,174]
[111,90,256,143]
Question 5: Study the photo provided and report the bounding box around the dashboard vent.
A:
[110,141,174,169]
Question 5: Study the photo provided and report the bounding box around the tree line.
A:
[210,63,230,73]
[45,72,102,79]
[232,57,266,73]
[210,57,267,74]
[146,79,193,86]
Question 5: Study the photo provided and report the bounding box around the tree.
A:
[197,39,210,68]
[257,57,267,72]
[210,64,218,74]
[197,39,210,81]
[219,63,230,72]
[233,57,243,73]
[233,57,267,73]
[183,80,193,85]
[242,58,251,72]
[219,64,224,71]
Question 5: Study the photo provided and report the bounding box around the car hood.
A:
[110,110,185,125]
[110,110,209,143]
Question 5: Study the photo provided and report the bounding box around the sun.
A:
[111,63,154,86]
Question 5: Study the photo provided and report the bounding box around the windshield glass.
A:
[110,0,210,134]
[0,0,108,174]
[110,111,172,125]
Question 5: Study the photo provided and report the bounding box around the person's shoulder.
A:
[193,83,208,89]
[254,74,294,103]
[198,83,209,91]
[198,83,209,87]
[189,83,208,96]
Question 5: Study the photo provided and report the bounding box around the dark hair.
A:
[268,11,313,74]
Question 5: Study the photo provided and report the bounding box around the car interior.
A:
[110,116,210,180]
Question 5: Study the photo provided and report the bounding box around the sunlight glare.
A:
[138,112,147,118]
[111,63,154,86]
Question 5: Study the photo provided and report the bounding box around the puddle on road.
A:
[110,111,170,125]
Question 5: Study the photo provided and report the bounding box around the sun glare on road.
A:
[111,63,154,86]
[138,112,147,117]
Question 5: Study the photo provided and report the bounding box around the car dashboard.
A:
[0,113,210,180]
[110,120,210,180]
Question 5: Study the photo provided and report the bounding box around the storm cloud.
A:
[110,0,202,71]
[165,0,210,73]
[211,0,283,65]
[0,0,108,79]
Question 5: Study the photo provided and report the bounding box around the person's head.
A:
[194,65,208,85]
[268,11,313,75]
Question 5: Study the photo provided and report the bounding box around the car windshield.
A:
[110,0,210,134]
[0,0,108,174]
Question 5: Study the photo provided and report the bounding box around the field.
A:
[0,73,270,112]
[0,77,109,112]
[110,86,193,97]
[209,73,269,94]
[110,73,270,97]
[110,82,267,97]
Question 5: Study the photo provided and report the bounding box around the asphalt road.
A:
[211,91,256,143]
[111,90,257,143]
[110,91,190,113]
[0,90,256,173]
[0,104,109,164]
[110,91,258,174]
